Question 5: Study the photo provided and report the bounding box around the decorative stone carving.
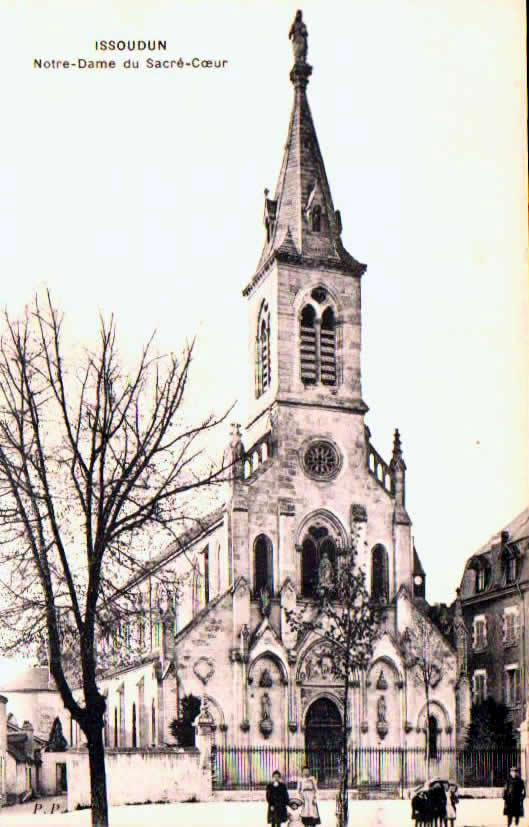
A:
[376,670,388,691]
[361,721,368,733]
[240,719,250,732]
[317,551,334,591]
[404,721,413,734]
[350,504,367,524]
[259,669,273,688]
[193,657,215,685]
[377,696,387,723]
[259,692,273,738]
[279,498,296,516]
[288,10,308,64]
[259,588,271,617]
[299,643,339,682]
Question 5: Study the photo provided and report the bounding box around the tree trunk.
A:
[337,677,349,827]
[86,722,109,827]
[425,683,431,779]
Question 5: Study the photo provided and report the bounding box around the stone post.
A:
[195,700,215,801]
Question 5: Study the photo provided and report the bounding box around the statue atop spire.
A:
[289,10,308,64]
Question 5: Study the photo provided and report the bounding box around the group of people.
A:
[268,764,527,827]
[266,766,320,827]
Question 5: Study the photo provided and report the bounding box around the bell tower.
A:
[243,11,368,444]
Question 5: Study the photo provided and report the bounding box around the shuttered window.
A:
[300,304,317,384]
[320,307,336,386]
[256,303,271,398]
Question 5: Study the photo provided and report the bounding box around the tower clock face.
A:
[414,576,423,587]
[302,440,341,480]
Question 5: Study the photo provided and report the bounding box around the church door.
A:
[304,698,342,787]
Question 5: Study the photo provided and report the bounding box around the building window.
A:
[300,298,338,388]
[254,535,273,597]
[113,708,118,748]
[192,567,200,617]
[504,665,521,707]
[151,699,156,746]
[300,304,317,385]
[320,307,336,386]
[472,615,487,651]
[311,204,321,232]
[202,546,210,605]
[503,608,520,646]
[302,439,340,480]
[371,545,389,603]
[472,669,488,703]
[256,302,271,398]
[301,526,337,598]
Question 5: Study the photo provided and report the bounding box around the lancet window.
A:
[256,302,271,397]
[371,544,389,603]
[301,525,337,597]
[254,534,273,596]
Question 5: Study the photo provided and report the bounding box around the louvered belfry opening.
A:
[261,318,270,393]
[320,306,336,386]
[300,304,317,384]
[256,303,271,398]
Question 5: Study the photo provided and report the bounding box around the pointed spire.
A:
[390,428,407,472]
[252,12,365,280]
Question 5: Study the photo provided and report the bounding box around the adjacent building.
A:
[459,507,529,739]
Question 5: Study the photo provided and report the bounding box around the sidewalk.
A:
[0,797,509,826]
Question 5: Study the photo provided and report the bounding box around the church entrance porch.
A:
[304,698,342,787]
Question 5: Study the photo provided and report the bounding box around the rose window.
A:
[303,441,340,479]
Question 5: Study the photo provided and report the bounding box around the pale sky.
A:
[1,0,528,606]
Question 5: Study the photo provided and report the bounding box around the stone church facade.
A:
[90,14,466,761]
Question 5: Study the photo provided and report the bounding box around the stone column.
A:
[278,498,296,586]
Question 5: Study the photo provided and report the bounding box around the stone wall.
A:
[42,748,207,810]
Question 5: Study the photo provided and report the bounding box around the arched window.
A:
[192,568,200,616]
[256,302,271,398]
[371,545,389,603]
[151,699,156,747]
[300,305,317,385]
[254,535,273,596]
[320,307,336,386]
[301,526,337,597]
[113,708,118,748]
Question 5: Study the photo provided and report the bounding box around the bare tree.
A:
[400,614,446,766]
[286,537,381,827]
[0,293,230,827]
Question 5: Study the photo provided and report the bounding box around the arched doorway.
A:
[304,698,342,786]
[427,715,439,759]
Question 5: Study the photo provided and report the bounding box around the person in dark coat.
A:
[266,770,289,826]
[504,767,526,826]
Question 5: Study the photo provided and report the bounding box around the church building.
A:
[92,12,465,767]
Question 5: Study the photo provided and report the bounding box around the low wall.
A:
[41,748,206,810]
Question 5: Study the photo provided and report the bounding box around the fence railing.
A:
[212,746,521,792]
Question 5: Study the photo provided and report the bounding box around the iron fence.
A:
[211,745,521,792]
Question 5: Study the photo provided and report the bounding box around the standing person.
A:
[297,766,321,826]
[504,767,526,827]
[446,782,458,826]
[266,770,289,827]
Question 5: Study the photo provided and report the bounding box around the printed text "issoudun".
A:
[94,40,167,51]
